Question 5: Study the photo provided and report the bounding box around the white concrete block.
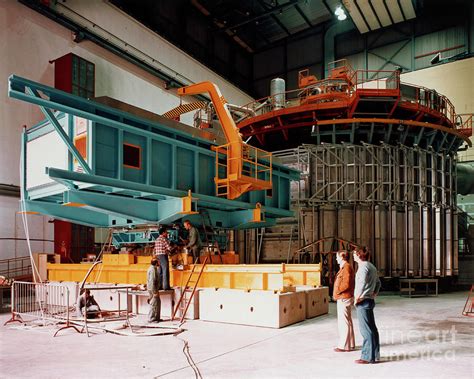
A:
[199,288,306,328]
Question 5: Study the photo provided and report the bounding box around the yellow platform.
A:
[47,254,321,291]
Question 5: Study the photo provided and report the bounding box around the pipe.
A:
[323,21,355,77]
[226,103,256,117]
[0,184,20,198]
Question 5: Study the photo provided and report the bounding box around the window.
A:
[123,143,141,169]
[71,55,95,99]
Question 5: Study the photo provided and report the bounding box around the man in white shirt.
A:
[353,247,381,364]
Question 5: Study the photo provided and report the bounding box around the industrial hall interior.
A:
[1,0,473,378]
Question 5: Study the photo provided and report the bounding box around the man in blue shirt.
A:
[353,247,381,364]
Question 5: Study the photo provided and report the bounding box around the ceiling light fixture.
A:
[334,6,347,21]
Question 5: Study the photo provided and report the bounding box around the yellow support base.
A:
[47,257,322,292]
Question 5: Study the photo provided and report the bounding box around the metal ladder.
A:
[200,209,224,263]
[172,255,209,322]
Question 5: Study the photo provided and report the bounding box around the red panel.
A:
[54,220,72,260]
[53,53,73,93]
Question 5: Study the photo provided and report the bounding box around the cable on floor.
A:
[174,333,202,379]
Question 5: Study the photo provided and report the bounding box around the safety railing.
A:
[80,285,133,337]
[351,69,400,92]
[327,59,355,80]
[4,281,80,337]
[400,82,456,126]
[457,113,473,137]
[237,61,464,135]
[0,256,32,281]
[214,142,273,198]
[291,236,362,264]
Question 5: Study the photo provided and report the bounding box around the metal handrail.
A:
[214,142,273,194]
[400,81,456,125]
[238,62,464,133]
[0,256,32,279]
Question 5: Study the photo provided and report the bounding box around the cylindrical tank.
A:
[457,163,474,195]
[270,78,286,110]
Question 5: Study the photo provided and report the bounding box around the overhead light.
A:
[334,6,347,21]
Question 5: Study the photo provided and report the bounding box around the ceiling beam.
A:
[321,0,333,15]
[367,0,383,29]
[397,0,407,22]
[294,4,312,27]
[382,0,395,25]
[271,13,291,36]
[219,0,299,33]
[354,0,373,32]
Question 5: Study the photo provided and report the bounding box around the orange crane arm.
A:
[177,81,272,200]
[177,82,242,148]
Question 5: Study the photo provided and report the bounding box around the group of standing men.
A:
[147,220,201,323]
[333,247,381,364]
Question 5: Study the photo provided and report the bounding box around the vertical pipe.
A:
[171,145,177,190]
[118,129,123,180]
[90,119,96,174]
[146,138,152,185]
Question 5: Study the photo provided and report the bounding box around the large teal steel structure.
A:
[10,75,299,229]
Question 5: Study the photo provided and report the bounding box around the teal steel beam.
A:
[368,50,411,72]
[47,167,294,218]
[25,87,92,175]
[13,85,212,157]
[370,39,411,79]
[25,118,56,140]
[447,134,458,151]
[11,77,298,181]
[415,126,425,145]
[384,124,393,143]
[64,189,274,229]
[64,190,153,222]
[21,127,27,200]
[23,200,112,227]
[368,122,375,143]
[10,75,214,148]
[438,131,449,152]
[184,210,277,230]
[65,190,194,224]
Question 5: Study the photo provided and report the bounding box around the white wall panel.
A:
[401,58,474,161]
[0,195,53,260]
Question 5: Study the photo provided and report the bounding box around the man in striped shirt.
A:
[154,227,172,291]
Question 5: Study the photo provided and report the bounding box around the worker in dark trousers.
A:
[147,257,161,323]
[154,227,172,290]
[183,220,202,260]
[353,247,381,364]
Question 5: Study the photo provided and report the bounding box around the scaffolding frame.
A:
[277,143,456,208]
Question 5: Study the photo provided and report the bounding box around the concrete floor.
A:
[0,292,473,379]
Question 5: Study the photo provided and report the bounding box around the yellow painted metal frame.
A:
[47,260,321,291]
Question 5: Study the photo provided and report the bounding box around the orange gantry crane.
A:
[175,82,273,200]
